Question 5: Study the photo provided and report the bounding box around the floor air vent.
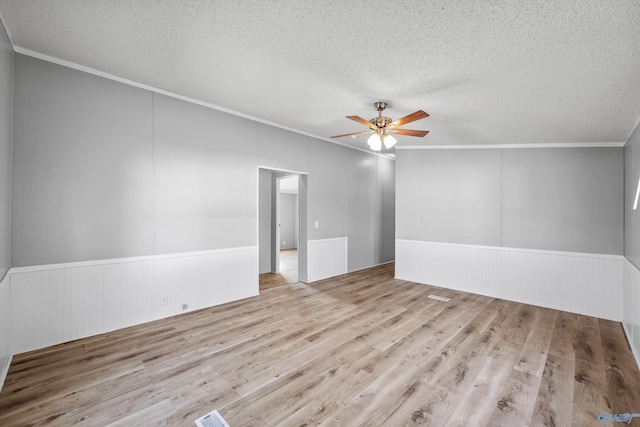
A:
[428,295,450,302]
[194,409,230,427]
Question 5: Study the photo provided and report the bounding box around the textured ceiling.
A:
[1,0,639,151]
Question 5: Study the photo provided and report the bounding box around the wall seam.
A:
[623,142,626,265]
[420,150,424,241]
[501,148,504,247]
[344,151,349,268]
[151,93,156,255]
[375,154,380,265]
[9,45,14,358]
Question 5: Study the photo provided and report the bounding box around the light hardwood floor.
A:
[1,263,639,426]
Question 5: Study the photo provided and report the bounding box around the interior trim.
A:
[397,142,626,150]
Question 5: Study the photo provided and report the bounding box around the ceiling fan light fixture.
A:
[367,133,382,151]
[331,101,429,149]
[383,134,397,149]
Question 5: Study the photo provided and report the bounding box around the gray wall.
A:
[13,55,153,265]
[153,95,254,253]
[308,139,348,240]
[396,147,623,255]
[0,18,12,279]
[503,148,622,254]
[347,149,396,271]
[397,149,502,246]
[0,16,13,376]
[626,125,640,267]
[377,154,396,263]
[280,192,297,250]
[11,54,395,273]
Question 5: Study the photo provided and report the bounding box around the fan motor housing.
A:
[370,116,392,128]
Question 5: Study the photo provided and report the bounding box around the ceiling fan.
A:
[331,102,429,151]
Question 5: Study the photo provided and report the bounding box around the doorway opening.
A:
[258,168,308,291]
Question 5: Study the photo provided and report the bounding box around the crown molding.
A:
[397,142,626,150]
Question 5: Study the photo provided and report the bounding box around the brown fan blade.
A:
[387,129,430,137]
[347,115,377,129]
[331,130,373,139]
[389,110,429,128]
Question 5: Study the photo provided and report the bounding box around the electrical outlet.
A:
[283,240,286,246]
[160,295,168,306]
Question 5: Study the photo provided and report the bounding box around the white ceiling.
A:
[279,176,298,194]
[1,1,639,151]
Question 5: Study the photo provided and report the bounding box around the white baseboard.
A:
[307,237,348,282]
[396,239,623,321]
[9,246,259,354]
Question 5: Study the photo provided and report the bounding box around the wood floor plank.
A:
[417,298,509,385]
[0,359,148,421]
[318,358,426,427]
[572,357,611,426]
[513,307,557,378]
[105,399,176,427]
[376,301,517,426]
[529,354,576,427]
[1,263,639,426]
[599,318,638,370]
[281,368,373,426]
[368,300,507,426]
[361,295,487,379]
[548,310,578,360]
[375,382,462,426]
[359,300,515,426]
[373,296,443,352]
[598,318,640,419]
[575,314,605,365]
[225,336,379,426]
[443,305,538,426]
[230,303,406,397]
[605,363,640,416]
[488,368,543,427]
[55,379,167,426]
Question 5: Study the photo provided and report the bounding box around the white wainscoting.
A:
[623,259,640,368]
[9,246,259,355]
[307,237,348,282]
[396,239,623,321]
[0,272,11,392]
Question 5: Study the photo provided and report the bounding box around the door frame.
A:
[257,166,308,283]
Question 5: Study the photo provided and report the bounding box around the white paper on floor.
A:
[194,409,230,427]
